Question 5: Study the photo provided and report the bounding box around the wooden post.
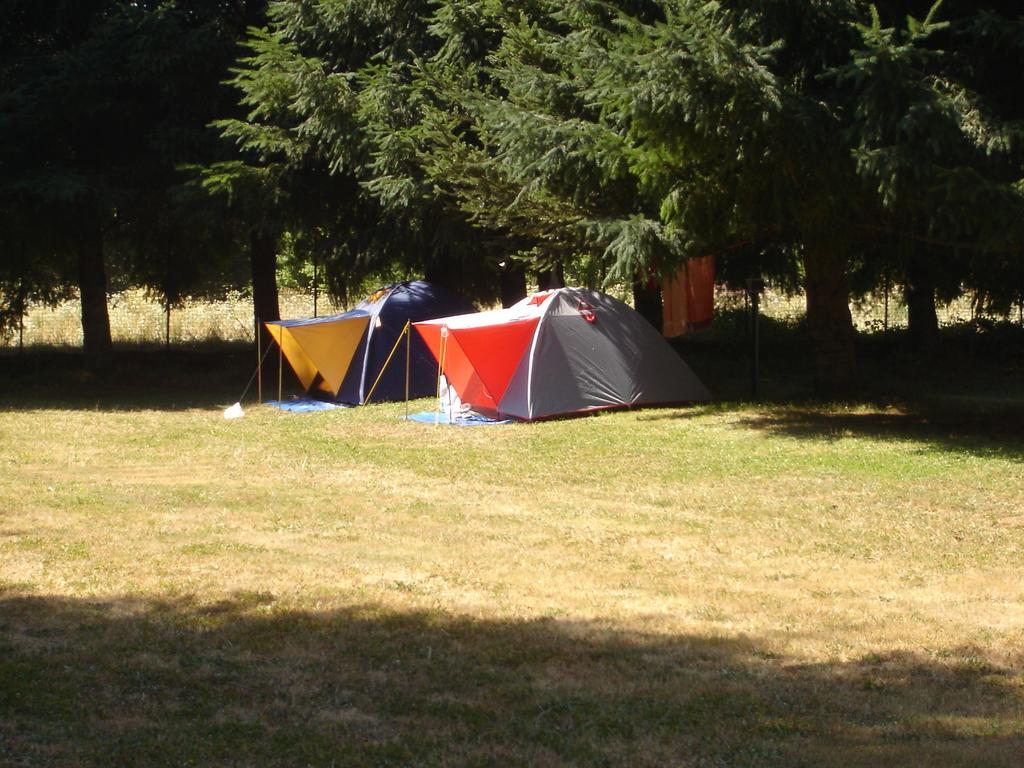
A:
[883,274,889,336]
[751,290,760,399]
[17,282,25,354]
[747,279,764,400]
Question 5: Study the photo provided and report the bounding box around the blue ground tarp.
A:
[404,410,512,426]
[265,399,351,413]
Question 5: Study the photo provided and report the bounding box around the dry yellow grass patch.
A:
[1,400,1022,765]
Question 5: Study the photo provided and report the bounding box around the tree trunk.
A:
[250,231,280,324]
[537,263,565,291]
[803,247,856,394]
[499,262,527,308]
[77,216,112,360]
[250,231,281,383]
[904,253,939,354]
[632,279,663,331]
[423,253,465,295]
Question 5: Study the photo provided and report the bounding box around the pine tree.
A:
[416,0,1024,388]
[0,1,266,356]
[214,0,524,306]
[829,2,1024,350]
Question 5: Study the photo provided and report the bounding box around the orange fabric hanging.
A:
[661,256,715,337]
[661,271,689,338]
[686,255,715,330]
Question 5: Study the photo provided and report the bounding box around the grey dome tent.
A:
[414,287,711,420]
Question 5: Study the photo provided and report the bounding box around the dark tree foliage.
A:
[829,2,1024,350]
[0,1,265,354]
[406,0,1024,388]
[405,0,866,387]
[213,0,529,307]
[2,0,1022,389]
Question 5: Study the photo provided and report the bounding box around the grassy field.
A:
[1,337,1023,766]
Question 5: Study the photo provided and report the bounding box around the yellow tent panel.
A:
[265,316,369,397]
[267,325,318,391]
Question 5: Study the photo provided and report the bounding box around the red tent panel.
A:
[414,318,539,410]
[449,319,538,404]
[414,324,496,410]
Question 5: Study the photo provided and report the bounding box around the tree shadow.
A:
[1,591,1021,766]
[732,403,1024,460]
[0,346,289,412]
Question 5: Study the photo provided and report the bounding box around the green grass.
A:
[1,335,1023,766]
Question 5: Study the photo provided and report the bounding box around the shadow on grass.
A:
[1,591,1021,767]
[0,346,298,412]
[732,404,1024,461]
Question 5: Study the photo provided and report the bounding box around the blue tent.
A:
[265,281,476,404]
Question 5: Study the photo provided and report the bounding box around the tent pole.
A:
[277,327,283,402]
[435,329,447,426]
[257,318,262,403]
[364,320,410,405]
[236,341,273,406]
[405,322,411,421]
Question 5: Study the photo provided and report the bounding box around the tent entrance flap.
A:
[415,318,539,410]
[449,319,538,405]
[267,325,318,392]
[266,316,369,396]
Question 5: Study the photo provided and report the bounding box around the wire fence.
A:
[1,286,1016,350]
[2,289,347,349]
[715,288,994,332]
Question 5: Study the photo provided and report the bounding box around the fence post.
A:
[747,278,764,400]
[313,257,319,318]
[17,281,25,354]
[883,274,889,336]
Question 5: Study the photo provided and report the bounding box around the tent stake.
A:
[257,318,262,403]
[364,320,410,405]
